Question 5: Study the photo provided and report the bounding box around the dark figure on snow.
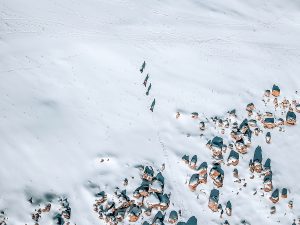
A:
[140,61,146,73]
[143,74,149,87]
[146,83,152,96]
[150,99,156,112]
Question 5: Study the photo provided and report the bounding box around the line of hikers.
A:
[140,61,155,112]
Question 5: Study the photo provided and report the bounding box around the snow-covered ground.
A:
[1,0,300,224]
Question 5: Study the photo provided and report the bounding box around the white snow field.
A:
[1,0,300,224]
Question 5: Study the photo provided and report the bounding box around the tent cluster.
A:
[93,165,183,225]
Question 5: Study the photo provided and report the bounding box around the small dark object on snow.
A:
[281,188,288,198]
[140,61,146,73]
[143,74,149,87]
[270,188,279,203]
[272,84,280,97]
[168,210,178,224]
[266,132,271,144]
[150,98,156,112]
[146,83,152,96]
[182,154,189,164]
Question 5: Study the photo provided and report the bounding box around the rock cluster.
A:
[29,197,72,225]
[179,85,300,222]
[93,165,185,225]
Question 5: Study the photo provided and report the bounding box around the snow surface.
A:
[1,0,300,224]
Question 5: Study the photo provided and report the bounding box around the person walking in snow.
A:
[146,83,152,96]
[140,61,146,73]
[143,74,149,87]
[150,98,156,112]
